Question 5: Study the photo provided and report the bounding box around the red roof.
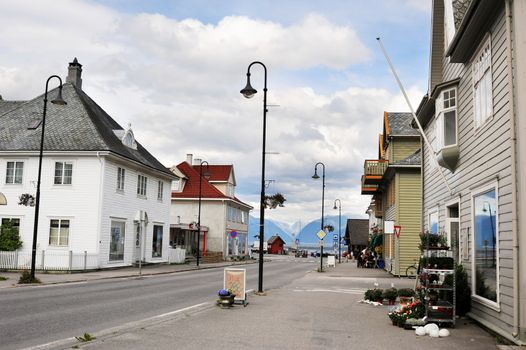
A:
[171,162,252,209]
[192,164,233,183]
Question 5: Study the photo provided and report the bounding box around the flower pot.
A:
[218,294,235,307]
[399,296,412,305]
[388,300,396,305]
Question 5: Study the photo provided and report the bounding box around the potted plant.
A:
[397,288,415,305]
[217,289,235,308]
[419,231,448,251]
[372,288,384,303]
[382,288,398,305]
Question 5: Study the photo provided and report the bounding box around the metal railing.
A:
[0,250,99,271]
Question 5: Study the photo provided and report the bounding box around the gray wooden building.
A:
[415,0,526,344]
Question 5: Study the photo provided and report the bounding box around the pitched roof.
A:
[391,149,421,166]
[192,164,233,183]
[453,0,473,30]
[172,162,252,209]
[344,219,369,246]
[385,112,420,137]
[267,235,285,245]
[0,83,173,177]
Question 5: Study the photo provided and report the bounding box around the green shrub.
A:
[0,220,23,251]
[18,270,41,284]
[382,288,398,301]
[443,263,471,316]
[364,289,374,301]
[371,288,383,301]
[0,276,7,281]
[397,288,415,297]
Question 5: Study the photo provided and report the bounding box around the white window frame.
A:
[117,167,125,192]
[137,174,147,197]
[54,161,73,185]
[472,34,493,130]
[470,181,500,310]
[171,179,180,192]
[428,210,439,235]
[5,161,24,184]
[157,180,163,201]
[435,87,458,150]
[49,219,70,247]
[109,219,126,262]
[444,0,456,49]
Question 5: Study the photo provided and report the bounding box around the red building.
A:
[267,235,286,254]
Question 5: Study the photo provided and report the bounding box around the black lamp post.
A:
[482,201,496,268]
[31,76,67,280]
[333,199,342,263]
[312,162,325,272]
[196,161,209,267]
[240,61,267,293]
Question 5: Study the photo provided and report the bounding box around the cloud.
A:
[0,0,426,225]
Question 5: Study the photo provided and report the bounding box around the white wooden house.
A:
[0,59,176,270]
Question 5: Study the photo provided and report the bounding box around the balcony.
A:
[361,175,379,195]
[363,159,388,184]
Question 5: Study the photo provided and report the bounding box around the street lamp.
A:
[333,199,342,263]
[31,75,67,280]
[196,160,209,267]
[240,61,267,293]
[312,162,325,272]
[482,201,495,267]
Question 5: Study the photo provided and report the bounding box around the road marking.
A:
[293,288,366,295]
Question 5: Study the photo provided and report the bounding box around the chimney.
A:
[186,154,193,164]
[66,57,83,89]
[194,158,202,165]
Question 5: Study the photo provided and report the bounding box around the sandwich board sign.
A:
[224,268,247,306]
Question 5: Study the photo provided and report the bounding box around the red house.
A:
[267,235,286,255]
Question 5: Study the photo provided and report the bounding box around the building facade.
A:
[416,0,525,344]
[0,59,175,270]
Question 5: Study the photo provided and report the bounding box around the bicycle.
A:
[405,259,419,279]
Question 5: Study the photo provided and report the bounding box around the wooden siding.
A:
[391,138,420,162]
[423,7,515,336]
[430,0,445,92]
[397,171,422,275]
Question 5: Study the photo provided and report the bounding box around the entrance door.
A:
[446,218,460,261]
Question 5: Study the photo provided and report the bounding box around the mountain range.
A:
[248,215,349,245]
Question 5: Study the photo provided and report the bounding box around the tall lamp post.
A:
[31,76,67,280]
[333,199,342,263]
[482,201,495,267]
[240,61,267,293]
[312,162,325,272]
[196,161,209,267]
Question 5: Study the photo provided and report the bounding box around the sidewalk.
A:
[36,260,498,350]
[0,259,257,288]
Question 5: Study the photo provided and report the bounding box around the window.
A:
[473,36,493,129]
[1,218,20,234]
[137,174,147,196]
[171,179,180,192]
[472,184,498,304]
[152,225,163,258]
[157,180,163,200]
[49,219,69,246]
[5,161,23,184]
[429,211,439,235]
[54,162,73,185]
[117,167,125,191]
[109,221,125,261]
[227,184,234,197]
[435,88,458,149]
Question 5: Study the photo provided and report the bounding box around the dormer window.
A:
[121,124,137,150]
[434,85,459,172]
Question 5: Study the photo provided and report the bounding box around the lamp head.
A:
[240,73,257,98]
[312,170,320,180]
[51,86,67,105]
[333,204,337,210]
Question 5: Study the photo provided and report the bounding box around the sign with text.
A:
[384,220,394,234]
[224,268,246,301]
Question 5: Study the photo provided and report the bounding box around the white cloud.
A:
[0,0,425,224]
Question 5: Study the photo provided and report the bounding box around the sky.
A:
[0,0,431,226]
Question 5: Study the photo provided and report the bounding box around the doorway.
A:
[446,202,460,261]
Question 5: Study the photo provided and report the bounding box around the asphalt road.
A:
[0,258,315,350]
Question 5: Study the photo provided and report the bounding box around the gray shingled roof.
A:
[0,99,26,115]
[386,112,420,136]
[344,219,369,246]
[391,149,421,166]
[453,0,473,30]
[0,83,173,177]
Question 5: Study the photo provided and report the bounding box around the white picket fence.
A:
[0,250,99,271]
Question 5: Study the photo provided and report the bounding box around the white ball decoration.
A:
[415,327,426,336]
[429,329,440,338]
[439,329,450,337]
[424,323,439,335]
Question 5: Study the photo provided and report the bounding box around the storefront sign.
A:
[224,268,246,301]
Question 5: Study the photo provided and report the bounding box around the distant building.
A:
[344,219,369,254]
[170,154,252,261]
[267,235,285,254]
[0,59,175,270]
